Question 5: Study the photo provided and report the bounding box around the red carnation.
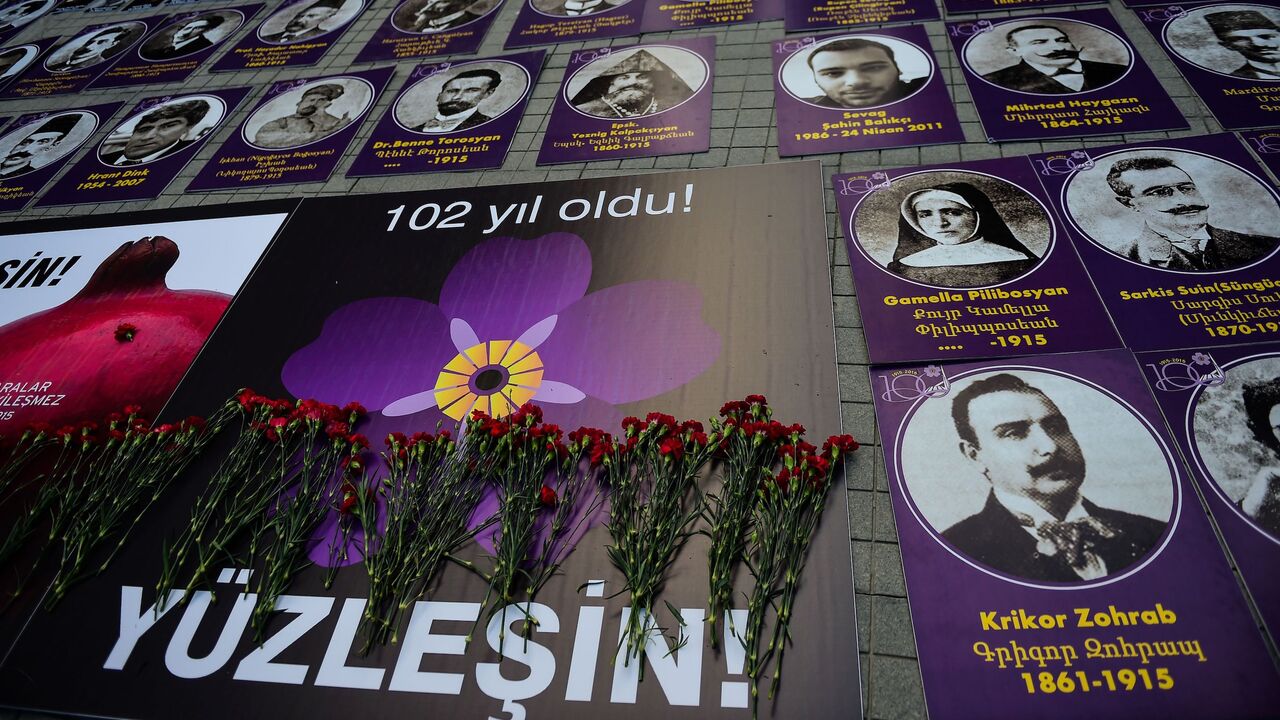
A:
[745,394,767,405]
[658,436,684,461]
[539,484,558,508]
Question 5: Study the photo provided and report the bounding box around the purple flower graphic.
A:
[281,232,721,563]
[1191,352,1212,366]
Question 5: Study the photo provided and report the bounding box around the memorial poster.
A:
[0,0,58,44]
[505,0,642,49]
[772,28,963,157]
[209,0,367,71]
[783,0,938,34]
[1240,127,1280,179]
[90,5,264,88]
[37,87,252,206]
[347,50,543,177]
[833,156,1121,364]
[1136,3,1280,130]
[0,35,56,90]
[188,66,395,191]
[354,0,503,63]
[1031,133,1280,351]
[948,10,1188,142]
[0,102,123,213]
[538,38,713,164]
[872,349,1280,720]
[639,0,781,32]
[943,0,1103,17]
[1,17,160,97]
[1139,342,1280,643]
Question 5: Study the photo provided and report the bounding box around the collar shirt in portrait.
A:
[421,105,477,131]
[425,9,466,28]
[562,0,603,15]
[1244,59,1280,80]
[1027,58,1085,91]
[992,488,1110,580]
[111,138,182,165]
[1137,224,1211,267]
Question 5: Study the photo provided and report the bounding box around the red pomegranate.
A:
[0,236,230,435]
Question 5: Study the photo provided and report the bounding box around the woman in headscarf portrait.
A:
[567,46,705,119]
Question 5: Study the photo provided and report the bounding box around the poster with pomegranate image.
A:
[0,162,863,720]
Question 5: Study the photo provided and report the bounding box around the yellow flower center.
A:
[433,339,545,420]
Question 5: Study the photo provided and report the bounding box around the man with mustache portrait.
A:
[570,49,695,119]
[981,23,1127,94]
[1107,156,1280,271]
[260,0,343,44]
[0,114,77,179]
[942,374,1166,582]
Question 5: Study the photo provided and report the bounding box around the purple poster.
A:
[188,66,394,191]
[0,16,160,97]
[948,10,1187,142]
[872,349,1280,719]
[0,35,57,91]
[354,0,503,63]
[209,0,367,71]
[0,0,58,44]
[36,87,251,206]
[1241,128,1280,179]
[783,0,938,33]
[639,0,781,32]
[348,51,543,177]
[90,4,264,88]
[537,38,713,165]
[0,103,123,213]
[944,0,1103,16]
[773,28,963,157]
[833,156,1120,364]
[1135,3,1280,130]
[504,0,642,49]
[1031,133,1280,352]
[1139,343,1280,644]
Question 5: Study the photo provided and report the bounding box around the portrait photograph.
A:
[528,0,630,18]
[564,45,708,120]
[0,43,38,82]
[899,369,1175,585]
[96,94,225,166]
[0,111,96,180]
[1163,4,1280,81]
[393,60,528,134]
[778,34,932,111]
[963,17,1132,96]
[256,0,363,45]
[1192,355,1280,542]
[139,10,245,62]
[851,169,1052,288]
[1063,147,1280,272]
[43,22,147,73]
[390,0,500,34]
[0,0,56,34]
[243,76,373,150]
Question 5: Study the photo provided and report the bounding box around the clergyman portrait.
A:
[565,45,707,120]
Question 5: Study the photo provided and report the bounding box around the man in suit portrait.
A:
[98,99,208,166]
[981,24,1127,94]
[540,0,612,17]
[570,49,695,119]
[0,0,48,35]
[942,373,1166,582]
[260,0,342,44]
[140,14,226,60]
[416,69,500,132]
[802,38,926,109]
[1106,156,1280,271]
[0,113,77,178]
[1237,379,1280,536]
[399,0,480,32]
[253,83,351,148]
[1205,10,1280,80]
[45,25,137,73]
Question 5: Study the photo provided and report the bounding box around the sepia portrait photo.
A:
[97,95,225,166]
[0,111,96,180]
[243,76,373,150]
[565,45,707,120]
[529,0,631,18]
[390,0,500,33]
[256,0,363,45]
[899,369,1174,584]
[1063,148,1280,272]
[851,169,1051,288]
[43,22,147,73]
[779,34,933,111]
[394,60,528,134]
[1163,4,1280,81]
[963,18,1132,95]
[139,11,244,61]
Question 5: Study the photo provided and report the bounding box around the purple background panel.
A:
[1030,133,1280,352]
[354,0,502,62]
[209,0,368,71]
[948,9,1188,142]
[0,16,163,97]
[90,4,265,88]
[1135,3,1280,130]
[537,36,713,165]
[36,86,251,206]
[773,27,964,157]
[504,0,642,49]
[0,101,124,213]
[944,0,1104,15]
[1138,342,1280,645]
[639,0,781,32]
[783,0,938,33]
[833,155,1121,365]
[0,36,59,92]
[873,349,1280,720]
[188,66,394,190]
[1241,128,1280,180]
[347,50,543,176]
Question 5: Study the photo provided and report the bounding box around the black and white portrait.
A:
[43,22,147,73]
[1063,148,1280,272]
[257,0,363,45]
[1192,356,1280,542]
[529,0,630,18]
[900,370,1173,584]
[851,170,1050,288]
[394,61,528,134]
[0,0,55,36]
[1164,4,1280,81]
[0,43,38,82]
[0,111,96,180]
[779,34,932,111]
[96,95,224,166]
[390,0,498,33]
[139,11,243,61]
[244,77,372,150]
[964,18,1132,95]
[565,45,707,120]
